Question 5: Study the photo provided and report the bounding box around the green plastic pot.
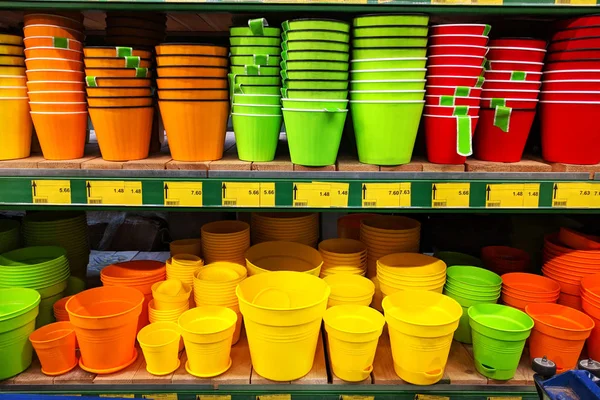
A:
[433,251,485,268]
[350,90,425,101]
[230,36,281,47]
[233,94,281,105]
[447,299,494,345]
[284,79,348,90]
[230,46,281,56]
[37,289,65,328]
[231,74,281,86]
[233,103,282,116]
[352,26,428,38]
[353,14,429,27]
[282,88,348,99]
[230,65,281,76]
[353,37,428,49]
[281,50,349,63]
[281,60,348,72]
[230,22,281,37]
[232,113,281,162]
[282,30,350,43]
[468,304,534,381]
[444,284,501,304]
[282,98,348,110]
[0,288,40,322]
[350,100,424,165]
[350,68,426,81]
[282,19,350,33]
[351,80,425,91]
[282,107,347,166]
[283,40,349,53]
[282,70,348,81]
[352,47,426,60]
[447,266,502,290]
[350,58,426,70]
[230,55,281,66]
[233,85,281,95]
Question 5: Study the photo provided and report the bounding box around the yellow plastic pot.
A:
[151,279,192,311]
[170,239,202,257]
[324,274,375,308]
[137,321,181,376]
[0,97,32,160]
[245,241,323,276]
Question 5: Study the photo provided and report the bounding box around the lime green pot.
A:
[233,94,281,105]
[282,19,350,33]
[283,40,349,52]
[350,100,424,165]
[282,70,348,81]
[231,65,281,76]
[233,103,282,115]
[230,46,281,56]
[231,74,281,86]
[282,108,347,166]
[352,26,428,38]
[447,266,502,290]
[281,50,349,62]
[350,58,426,70]
[230,36,281,46]
[230,55,281,66]
[281,60,348,72]
[282,30,350,43]
[233,85,281,95]
[350,80,425,91]
[232,113,282,162]
[230,25,281,37]
[350,90,425,101]
[352,47,426,60]
[353,14,429,27]
[283,79,348,90]
[282,98,348,110]
[282,88,348,99]
[350,69,426,81]
[353,37,428,48]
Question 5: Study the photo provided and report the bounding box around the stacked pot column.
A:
[540,15,600,165]
[474,38,545,162]
[230,19,282,162]
[280,19,350,167]
[23,12,86,160]
[424,24,489,164]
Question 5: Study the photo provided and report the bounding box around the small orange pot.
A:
[0,33,23,46]
[24,13,84,31]
[25,58,83,71]
[158,99,228,161]
[25,47,82,61]
[26,69,83,81]
[84,57,152,69]
[30,111,87,159]
[106,27,164,41]
[86,87,152,97]
[158,89,228,100]
[23,36,82,52]
[155,44,228,57]
[23,25,85,42]
[27,80,84,92]
[83,47,152,59]
[85,68,151,78]
[28,91,85,102]
[29,321,77,376]
[86,77,151,88]
[156,55,228,68]
[0,87,27,97]
[0,44,24,56]
[156,77,228,90]
[0,55,24,66]
[89,106,154,161]
[156,66,228,78]
[0,65,25,76]
[87,96,153,107]
[29,102,87,112]
[0,97,32,161]
[0,76,26,87]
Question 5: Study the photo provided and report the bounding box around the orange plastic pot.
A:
[582,274,600,300]
[89,106,153,161]
[24,13,84,31]
[158,89,229,100]
[526,303,593,372]
[502,272,561,295]
[502,287,559,302]
[83,47,152,59]
[86,77,151,88]
[25,58,83,71]
[156,78,228,90]
[156,66,228,78]
[23,25,85,42]
[159,99,228,161]
[31,111,87,159]
[83,58,152,69]
[559,228,600,250]
[24,48,82,61]
[0,97,32,160]
[85,68,152,78]
[542,269,580,296]
[155,44,228,57]
[0,76,26,87]
[87,97,153,107]
[26,69,83,81]
[545,234,600,260]
[29,102,87,112]
[53,296,72,322]
[28,91,85,102]
[29,321,77,376]
[23,37,82,52]
[86,87,152,97]
[27,81,84,92]
[0,65,25,76]
[558,292,582,310]
[0,87,27,97]
[0,55,24,66]
[0,33,23,46]
[156,55,228,68]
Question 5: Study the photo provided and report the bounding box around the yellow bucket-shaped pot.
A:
[324,274,375,308]
[382,290,462,385]
[137,321,181,376]
[0,97,32,160]
[178,306,237,378]
[151,279,192,311]
[236,271,330,381]
[170,239,202,257]
[324,305,385,382]
[245,241,323,276]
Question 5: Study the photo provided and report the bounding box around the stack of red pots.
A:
[540,15,600,165]
[481,245,531,275]
[424,24,489,164]
[474,38,546,162]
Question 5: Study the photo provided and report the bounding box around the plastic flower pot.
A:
[543,69,600,80]
[0,44,22,56]
[353,14,429,27]
[547,49,600,62]
[426,75,485,87]
[156,66,227,78]
[352,47,426,60]
[233,103,282,115]
[350,100,424,165]
[229,36,281,47]
[158,89,228,100]
[85,77,151,88]
[230,54,281,66]
[482,80,541,91]
[352,80,425,91]
[541,91,600,102]
[0,55,23,67]
[155,44,228,57]
[26,48,82,61]
[233,94,281,105]
[23,25,84,42]
[232,113,281,162]
[283,30,350,43]
[480,97,538,109]
[428,65,484,78]
[281,60,348,72]
[481,88,540,100]
[0,65,25,76]
[351,90,425,101]
[229,46,281,56]
[351,58,426,70]
[428,44,488,57]
[87,96,153,107]
[233,85,281,95]
[473,108,536,163]
[282,40,349,53]
[30,111,87,160]
[428,55,485,67]
[85,67,151,78]
[550,37,600,52]
[0,33,23,45]
[282,70,348,81]
[29,321,77,376]
[282,19,350,33]
[429,35,489,47]
[282,107,346,166]
[25,58,83,71]
[86,87,152,97]
[232,75,281,86]
[230,65,280,77]
[284,79,348,90]
[486,60,544,73]
[282,50,349,62]
[424,104,480,117]
[553,26,600,42]
[84,58,152,69]
[137,321,181,376]
[83,47,152,58]
[430,24,491,36]
[424,114,478,164]
[487,47,546,63]
[230,22,281,37]
[540,101,600,164]
[353,26,428,38]
[351,68,426,81]
[282,89,348,99]
[542,80,600,91]
[156,55,228,68]
[0,76,26,87]
[29,102,87,113]
[426,85,482,97]
[489,38,546,49]
[353,37,427,49]
[425,95,480,107]
[25,81,82,93]
[0,97,31,161]
[281,98,347,110]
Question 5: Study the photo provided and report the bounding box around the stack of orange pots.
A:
[100,260,166,332]
[0,33,32,161]
[53,295,72,322]
[155,43,229,161]
[481,245,531,275]
[580,273,600,361]
[501,272,560,312]
[542,233,600,310]
[23,12,86,160]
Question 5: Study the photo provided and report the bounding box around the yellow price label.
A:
[221,182,275,207]
[415,395,450,400]
[163,182,202,207]
[144,395,178,400]
[555,0,595,5]
[432,183,470,208]
[292,182,349,208]
[256,396,291,400]
[99,395,134,398]
[485,183,540,208]
[197,396,231,400]
[488,397,522,400]
[552,182,600,208]
[86,181,142,205]
[31,180,71,204]
[361,183,411,208]
[341,396,375,400]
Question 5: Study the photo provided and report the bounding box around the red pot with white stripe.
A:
[483,80,541,91]
[430,24,491,36]
[425,114,479,164]
[428,45,488,57]
[426,85,482,98]
[542,80,600,91]
[489,38,547,50]
[427,55,486,67]
[429,35,489,47]
[425,95,481,107]
[540,91,600,102]
[487,60,544,73]
[487,47,546,63]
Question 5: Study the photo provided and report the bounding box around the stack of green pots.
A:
[280,19,350,166]
[230,18,283,162]
[350,14,429,165]
[443,266,502,344]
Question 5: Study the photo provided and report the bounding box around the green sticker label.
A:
[125,56,140,69]
[476,76,485,88]
[52,37,68,49]
[494,105,512,133]
[282,41,289,51]
[248,18,266,36]
[135,68,148,78]
[455,86,470,97]
[282,20,290,32]
[511,71,527,81]
[483,24,492,36]
[86,76,97,87]
[453,106,468,116]
[484,59,491,70]
[280,70,288,80]
[440,96,455,106]
[233,83,244,94]
[281,88,287,98]
[491,98,506,108]
[245,65,259,75]
[254,54,268,65]
[116,47,132,57]
[456,116,473,157]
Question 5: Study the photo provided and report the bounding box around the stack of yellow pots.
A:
[200,221,250,265]
[377,253,447,297]
[318,238,367,277]
[166,254,204,306]
[251,212,319,247]
[323,274,375,308]
[149,279,191,324]
[245,241,323,276]
[0,34,31,161]
[360,216,421,278]
[193,262,247,344]
[170,238,202,257]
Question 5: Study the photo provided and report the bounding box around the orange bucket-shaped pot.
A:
[26,69,84,82]
[29,102,87,112]
[27,81,85,92]
[23,25,85,42]
[155,44,228,57]
[157,78,228,90]
[23,37,82,52]
[0,97,32,160]
[28,91,85,103]
[156,66,228,78]
[558,292,582,310]
[158,89,228,100]
[31,111,87,159]
[65,286,143,374]
[582,294,600,361]
[526,302,594,373]
[84,68,152,78]
[24,13,84,31]
[24,48,82,61]
[158,99,228,161]
[86,87,152,97]
[155,55,228,68]
[86,77,151,88]
[29,321,77,376]
[83,47,152,59]
[25,58,83,71]
[87,96,153,107]
[89,106,153,161]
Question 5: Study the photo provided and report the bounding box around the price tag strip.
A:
[196,395,231,400]
[361,182,411,208]
[292,182,349,208]
[432,0,502,4]
[221,182,275,207]
[143,395,178,400]
[485,183,540,208]
[555,0,596,4]
[552,182,600,208]
[31,180,71,204]
[431,183,471,208]
[163,182,203,207]
[86,181,143,205]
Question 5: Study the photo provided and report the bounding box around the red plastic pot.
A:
[474,108,536,162]
[426,85,482,97]
[483,71,542,82]
[549,37,600,52]
[426,75,484,87]
[487,60,544,73]
[553,26,600,41]
[543,69,600,80]
[430,24,491,36]
[487,47,546,63]
[546,49,600,62]
[482,80,541,91]
[481,98,539,109]
[428,45,488,57]
[427,55,485,67]
[424,104,480,116]
[545,60,600,71]
[424,114,479,164]
[542,80,600,91]
[540,101,600,164]
[425,95,481,106]
[541,91,600,102]
[481,88,540,100]
[555,15,600,30]
[489,38,547,50]
[427,65,484,77]
[429,35,489,47]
